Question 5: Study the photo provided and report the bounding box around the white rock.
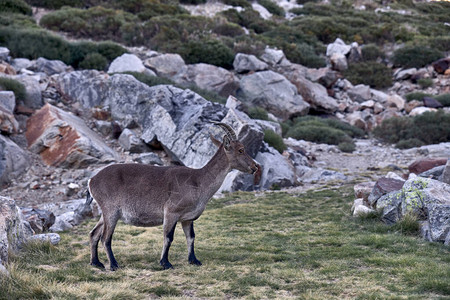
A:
[409,106,437,116]
[108,53,148,74]
[28,233,61,245]
[326,38,351,57]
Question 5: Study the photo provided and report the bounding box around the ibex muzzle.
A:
[87,122,261,271]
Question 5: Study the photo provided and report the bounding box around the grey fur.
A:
[88,124,260,271]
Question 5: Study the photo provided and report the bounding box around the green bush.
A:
[0,0,32,15]
[0,12,38,28]
[124,71,175,86]
[361,44,385,62]
[282,42,326,68]
[374,110,450,148]
[213,22,245,38]
[24,0,82,9]
[179,0,207,4]
[404,92,431,102]
[258,0,284,16]
[343,62,392,89]
[179,39,234,69]
[264,130,286,154]
[248,106,270,121]
[338,141,356,153]
[0,77,27,102]
[286,124,353,145]
[78,52,108,70]
[221,0,251,8]
[392,45,443,68]
[435,94,450,107]
[417,78,433,89]
[395,138,424,149]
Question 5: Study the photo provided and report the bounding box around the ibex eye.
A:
[239,149,244,154]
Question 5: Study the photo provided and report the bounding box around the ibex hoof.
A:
[189,258,202,266]
[160,260,173,270]
[90,260,105,269]
[110,263,120,271]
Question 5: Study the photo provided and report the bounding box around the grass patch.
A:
[1,187,448,299]
[0,77,26,102]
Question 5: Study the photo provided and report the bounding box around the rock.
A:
[11,58,32,71]
[368,177,405,207]
[25,103,118,168]
[386,171,405,181]
[0,103,19,134]
[427,204,450,242]
[418,165,445,180]
[353,201,376,216]
[347,42,362,63]
[0,91,15,114]
[408,158,448,175]
[370,89,389,104]
[233,53,268,73]
[118,128,149,153]
[14,75,43,109]
[432,57,450,74]
[0,197,34,266]
[221,106,264,158]
[50,212,74,232]
[287,149,311,179]
[94,120,112,136]
[173,63,239,97]
[377,190,403,225]
[422,97,443,108]
[404,100,423,113]
[144,53,185,78]
[21,208,55,234]
[354,181,376,202]
[255,143,296,189]
[283,71,338,113]
[0,62,16,75]
[260,48,285,65]
[394,68,417,80]
[28,233,61,245]
[0,135,29,185]
[420,221,433,242]
[441,159,450,184]
[386,94,405,110]
[219,170,255,193]
[347,84,371,103]
[237,70,309,120]
[306,67,339,88]
[360,100,375,109]
[301,167,348,183]
[31,57,69,75]
[0,47,9,60]
[345,111,368,130]
[134,152,163,165]
[254,119,282,136]
[330,53,348,71]
[107,53,149,74]
[326,38,351,57]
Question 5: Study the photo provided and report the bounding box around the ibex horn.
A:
[211,122,237,141]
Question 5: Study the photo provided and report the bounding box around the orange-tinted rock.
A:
[408,158,448,175]
[25,104,117,168]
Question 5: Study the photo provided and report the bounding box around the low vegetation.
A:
[373,110,450,149]
[0,77,27,102]
[343,61,392,89]
[263,129,286,154]
[1,188,449,299]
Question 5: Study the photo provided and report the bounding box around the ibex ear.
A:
[223,135,231,151]
[210,134,221,148]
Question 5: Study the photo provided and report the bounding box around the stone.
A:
[144,53,185,78]
[173,63,239,97]
[386,94,405,110]
[377,190,403,225]
[28,233,61,245]
[427,204,450,242]
[306,67,339,88]
[441,159,450,184]
[368,177,405,207]
[418,165,445,180]
[0,62,16,75]
[255,143,296,189]
[330,53,348,71]
[118,128,149,153]
[408,158,448,175]
[287,149,311,179]
[373,102,384,114]
[345,111,367,131]
[134,152,163,165]
[347,42,362,63]
[354,181,376,202]
[254,119,282,136]
[107,53,147,74]
[260,47,285,65]
[432,57,450,74]
[0,135,29,185]
[353,202,376,217]
[0,91,15,114]
[283,71,338,113]
[11,58,32,71]
[301,167,348,183]
[21,208,55,234]
[422,97,443,108]
[0,47,9,60]
[385,172,405,181]
[0,104,19,134]
[94,120,112,136]
[394,68,417,80]
[31,57,69,75]
[237,70,309,120]
[25,103,118,168]
[233,53,268,73]
[370,89,389,104]
[0,197,34,265]
[360,100,375,109]
[326,38,351,57]
[14,75,43,109]
[347,84,371,103]
[219,170,255,193]
[404,100,423,113]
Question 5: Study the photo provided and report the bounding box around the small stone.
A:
[28,233,61,245]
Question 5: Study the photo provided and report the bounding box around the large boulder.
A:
[233,53,268,73]
[0,135,29,185]
[0,197,33,268]
[25,103,118,168]
[30,57,70,75]
[347,84,371,103]
[432,57,450,74]
[173,63,239,97]
[326,38,351,57]
[14,75,44,109]
[237,70,309,120]
[107,53,152,75]
[368,177,405,207]
[144,53,186,79]
[0,91,19,134]
[408,158,448,175]
[260,47,285,66]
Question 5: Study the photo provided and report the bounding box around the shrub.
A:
[395,138,424,149]
[391,213,420,236]
[361,44,384,62]
[213,22,245,38]
[338,141,356,153]
[258,0,284,16]
[0,12,38,28]
[417,78,433,89]
[374,111,450,148]
[179,39,234,69]
[435,94,450,107]
[78,52,108,70]
[124,71,175,86]
[0,0,32,15]
[23,0,82,9]
[264,130,287,154]
[248,106,270,121]
[0,77,27,102]
[392,45,443,68]
[221,0,251,8]
[282,42,326,68]
[343,61,392,89]
[404,92,431,102]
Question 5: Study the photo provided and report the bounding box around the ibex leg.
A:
[182,221,202,266]
[89,215,105,269]
[101,213,120,271]
[160,217,177,270]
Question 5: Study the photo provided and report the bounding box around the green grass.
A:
[1,187,449,299]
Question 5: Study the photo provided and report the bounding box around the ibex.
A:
[87,123,261,271]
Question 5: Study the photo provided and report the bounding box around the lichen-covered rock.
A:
[368,177,405,207]
[427,204,450,242]
[376,190,403,225]
[25,103,118,168]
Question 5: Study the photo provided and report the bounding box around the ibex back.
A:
[87,123,261,270]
